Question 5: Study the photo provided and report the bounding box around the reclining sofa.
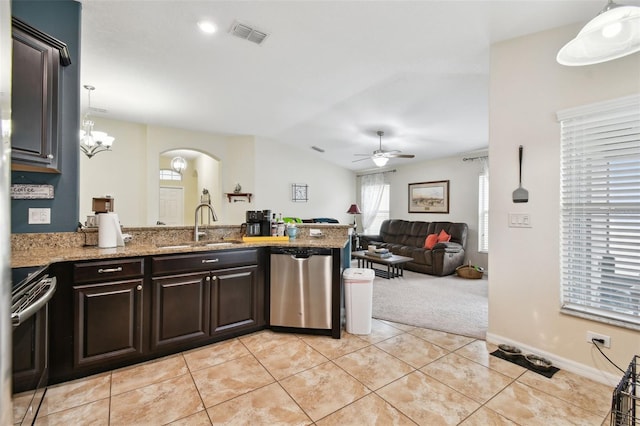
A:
[359,219,468,276]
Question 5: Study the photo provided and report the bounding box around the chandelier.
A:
[80,85,115,158]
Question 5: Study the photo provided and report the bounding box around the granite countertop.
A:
[11,237,349,269]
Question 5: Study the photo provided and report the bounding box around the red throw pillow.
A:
[424,233,438,249]
[437,229,451,243]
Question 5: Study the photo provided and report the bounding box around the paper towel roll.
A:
[98,213,125,248]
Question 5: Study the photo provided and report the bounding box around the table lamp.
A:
[346,203,361,228]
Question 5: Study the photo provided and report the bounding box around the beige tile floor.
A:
[30,319,615,425]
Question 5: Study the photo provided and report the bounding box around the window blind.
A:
[557,94,640,329]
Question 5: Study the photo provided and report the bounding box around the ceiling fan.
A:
[353,130,415,167]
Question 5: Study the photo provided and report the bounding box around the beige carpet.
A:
[368,267,488,339]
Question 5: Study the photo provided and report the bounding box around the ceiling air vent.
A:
[229,20,268,45]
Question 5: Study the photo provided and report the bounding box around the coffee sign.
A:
[11,184,54,199]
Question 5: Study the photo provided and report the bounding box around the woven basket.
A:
[456,264,484,279]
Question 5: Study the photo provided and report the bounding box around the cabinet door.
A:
[210,266,259,335]
[12,305,47,394]
[11,19,62,172]
[73,279,143,367]
[150,272,210,351]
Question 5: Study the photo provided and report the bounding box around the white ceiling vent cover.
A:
[229,21,268,45]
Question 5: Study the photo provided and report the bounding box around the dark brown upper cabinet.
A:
[11,17,71,173]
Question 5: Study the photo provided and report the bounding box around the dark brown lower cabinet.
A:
[73,279,143,367]
[151,272,210,351]
[50,249,266,384]
[211,266,259,334]
[150,265,260,351]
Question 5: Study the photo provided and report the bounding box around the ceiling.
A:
[79,0,630,171]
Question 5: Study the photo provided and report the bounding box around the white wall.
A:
[80,118,254,226]
[254,137,356,223]
[80,118,356,227]
[79,119,148,225]
[489,23,640,384]
[195,153,220,209]
[369,153,488,270]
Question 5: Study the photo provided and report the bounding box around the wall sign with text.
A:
[11,184,55,199]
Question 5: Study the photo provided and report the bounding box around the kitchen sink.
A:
[156,244,192,249]
[156,240,243,249]
[198,240,243,246]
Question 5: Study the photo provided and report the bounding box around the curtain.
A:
[360,172,385,233]
[478,157,489,252]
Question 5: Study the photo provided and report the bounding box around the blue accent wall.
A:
[10,0,80,233]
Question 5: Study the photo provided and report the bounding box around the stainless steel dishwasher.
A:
[270,247,332,330]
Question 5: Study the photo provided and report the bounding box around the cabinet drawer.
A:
[152,249,257,276]
[73,258,144,284]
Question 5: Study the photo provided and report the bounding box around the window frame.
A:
[159,168,182,181]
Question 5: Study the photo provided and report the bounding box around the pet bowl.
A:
[497,344,522,358]
[525,354,553,370]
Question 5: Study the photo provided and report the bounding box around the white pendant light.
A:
[80,85,115,158]
[557,1,640,66]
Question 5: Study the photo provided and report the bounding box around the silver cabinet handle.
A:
[136,285,142,291]
[205,276,210,282]
[98,267,123,273]
[47,154,54,159]
[201,259,219,264]
[212,276,217,281]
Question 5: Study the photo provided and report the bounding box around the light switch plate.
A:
[508,213,531,228]
[28,208,51,224]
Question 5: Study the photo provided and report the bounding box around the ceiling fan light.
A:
[557,3,640,66]
[372,156,389,167]
[197,20,216,34]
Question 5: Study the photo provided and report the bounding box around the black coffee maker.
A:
[259,210,272,236]
[244,210,263,236]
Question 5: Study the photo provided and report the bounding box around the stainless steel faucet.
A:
[194,203,218,241]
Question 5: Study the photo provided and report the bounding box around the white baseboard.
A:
[486,332,621,386]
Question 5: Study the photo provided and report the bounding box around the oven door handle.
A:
[11,277,57,327]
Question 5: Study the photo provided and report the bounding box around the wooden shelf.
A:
[225,192,252,203]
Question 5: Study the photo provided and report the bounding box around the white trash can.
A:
[343,268,375,334]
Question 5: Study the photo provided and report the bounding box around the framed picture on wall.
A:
[408,180,449,213]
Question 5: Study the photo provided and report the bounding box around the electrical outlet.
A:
[586,331,611,348]
[28,208,51,224]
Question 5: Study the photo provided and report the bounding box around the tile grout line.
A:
[108,371,113,425]
[180,352,214,425]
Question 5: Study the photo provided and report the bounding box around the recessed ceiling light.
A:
[197,20,216,34]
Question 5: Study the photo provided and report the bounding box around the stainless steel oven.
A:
[11,266,56,425]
